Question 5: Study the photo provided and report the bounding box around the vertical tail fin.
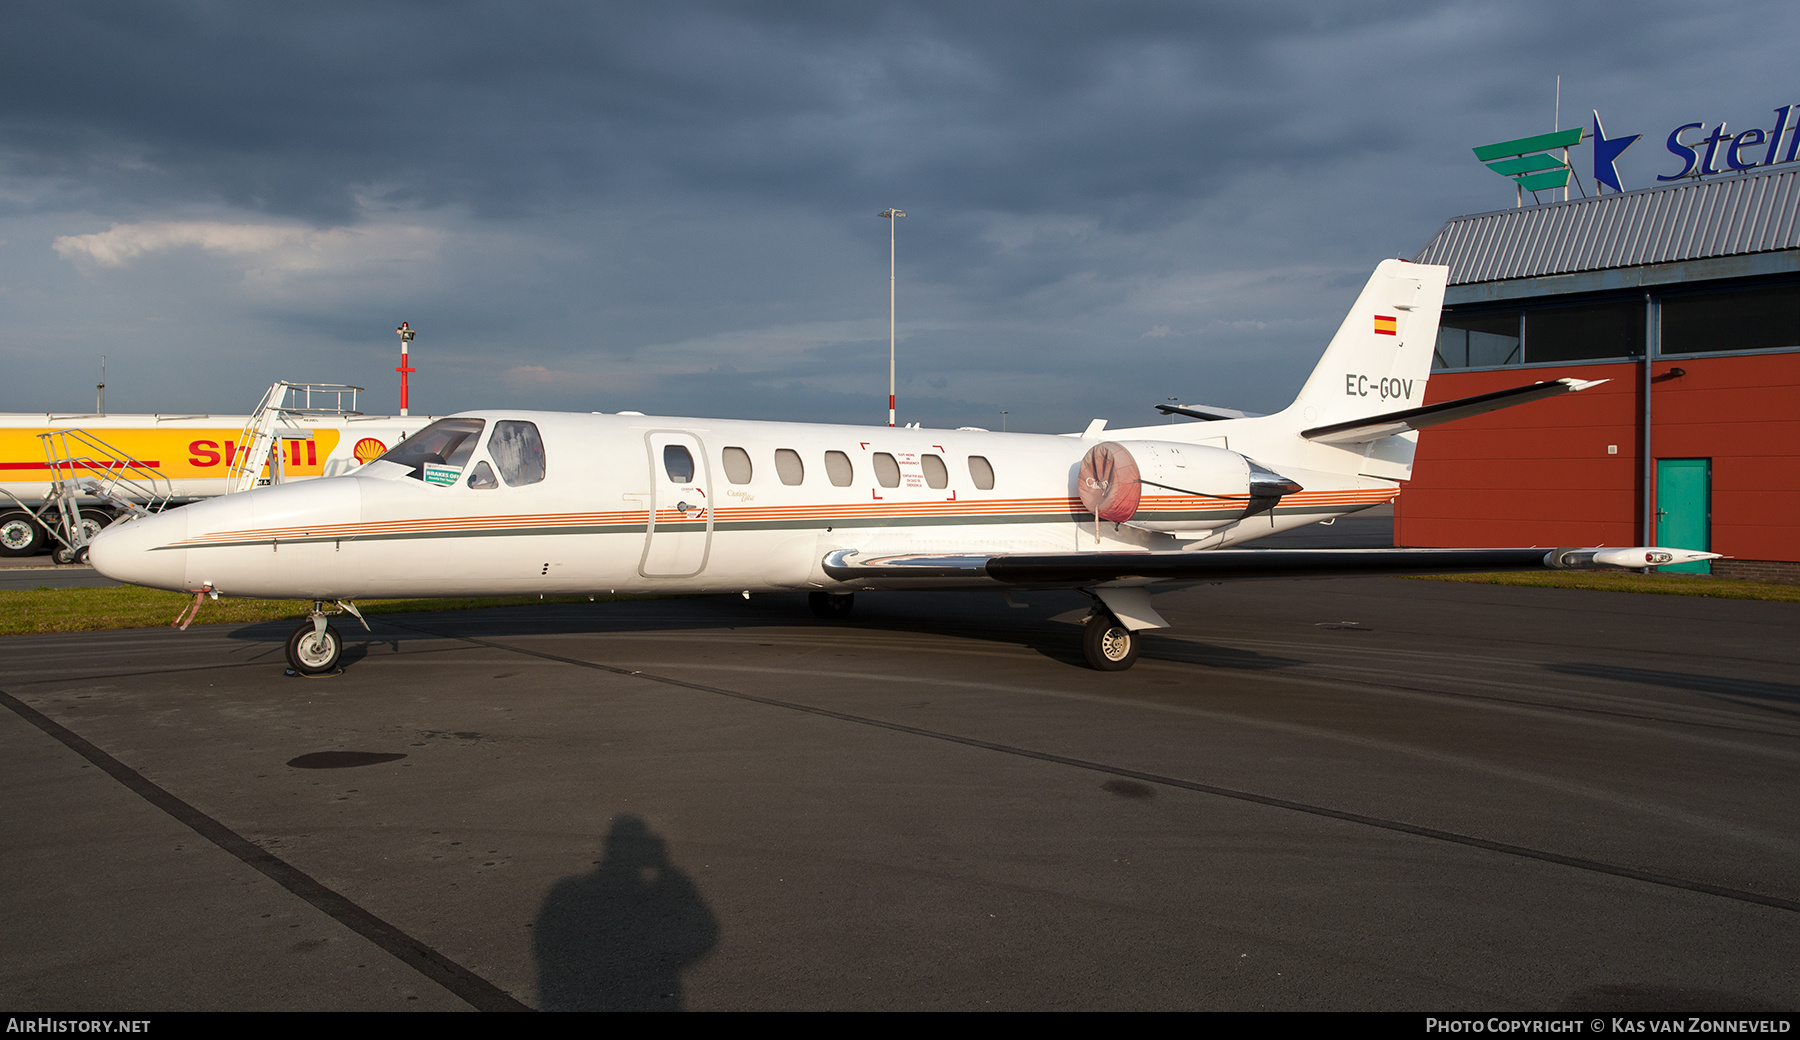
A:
[1266,260,1447,481]
[1283,259,1448,431]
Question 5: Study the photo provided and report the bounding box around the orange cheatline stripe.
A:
[173,488,1398,544]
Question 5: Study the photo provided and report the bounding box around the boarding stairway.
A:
[225,382,363,493]
[0,430,175,562]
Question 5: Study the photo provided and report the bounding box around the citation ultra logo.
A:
[1475,102,1800,200]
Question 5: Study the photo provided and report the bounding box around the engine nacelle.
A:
[1077,440,1299,533]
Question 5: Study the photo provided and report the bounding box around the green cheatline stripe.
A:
[1485,153,1567,176]
[1516,167,1572,191]
[1472,126,1582,162]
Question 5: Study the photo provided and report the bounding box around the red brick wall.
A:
[1394,351,1800,562]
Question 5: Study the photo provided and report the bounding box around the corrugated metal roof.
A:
[1414,165,1800,285]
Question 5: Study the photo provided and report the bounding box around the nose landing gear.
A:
[284,600,368,675]
[286,617,343,675]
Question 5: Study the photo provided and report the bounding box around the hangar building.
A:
[1399,163,1800,580]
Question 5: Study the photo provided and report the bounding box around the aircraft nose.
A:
[89,508,190,592]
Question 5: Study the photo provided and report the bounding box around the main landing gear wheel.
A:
[808,591,855,620]
[1082,609,1140,671]
[286,620,343,675]
[0,512,46,557]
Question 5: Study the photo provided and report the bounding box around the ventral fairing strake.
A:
[89,261,1716,673]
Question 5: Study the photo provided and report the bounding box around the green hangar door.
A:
[1655,458,1712,575]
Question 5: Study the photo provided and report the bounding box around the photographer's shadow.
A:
[534,814,718,1011]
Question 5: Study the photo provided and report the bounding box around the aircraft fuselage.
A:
[91,410,1394,602]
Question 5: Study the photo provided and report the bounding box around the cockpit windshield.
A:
[374,418,486,484]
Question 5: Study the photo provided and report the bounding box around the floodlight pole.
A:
[880,208,906,426]
[395,322,416,415]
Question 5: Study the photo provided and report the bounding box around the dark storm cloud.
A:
[4,1,1797,426]
[2,1,1432,223]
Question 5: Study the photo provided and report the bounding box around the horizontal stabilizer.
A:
[1301,377,1604,445]
[1154,403,1267,422]
[822,545,1718,589]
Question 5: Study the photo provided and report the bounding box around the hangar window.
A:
[921,453,948,489]
[968,455,995,490]
[1662,284,1800,354]
[1434,299,1644,368]
[774,449,805,485]
[1434,311,1521,369]
[490,421,546,487]
[663,444,695,483]
[722,446,753,484]
[375,418,485,484]
[1525,300,1644,363]
[872,452,901,488]
[824,450,854,487]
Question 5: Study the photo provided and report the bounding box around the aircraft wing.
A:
[821,545,1715,590]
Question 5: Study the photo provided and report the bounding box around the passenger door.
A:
[640,431,712,578]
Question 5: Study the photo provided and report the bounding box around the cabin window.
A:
[374,418,485,484]
[824,450,854,487]
[490,420,546,486]
[872,452,901,488]
[968,455,995,490]
[664,444,695,483]
[774,448,805,486]
[466,461,498,489]
[921,453,948,489]
[722,446,753,484]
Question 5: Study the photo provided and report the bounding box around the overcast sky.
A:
[2,1,1794,431]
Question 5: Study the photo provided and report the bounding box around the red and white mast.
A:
[395,322,416,415]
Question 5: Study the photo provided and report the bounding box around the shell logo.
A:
[352,438,388,464]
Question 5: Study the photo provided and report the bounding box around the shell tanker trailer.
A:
[0,383,431,560]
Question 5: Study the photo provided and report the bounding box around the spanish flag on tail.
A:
[1373,314,1398,336]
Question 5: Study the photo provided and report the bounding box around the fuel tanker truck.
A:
[0,383,432,561]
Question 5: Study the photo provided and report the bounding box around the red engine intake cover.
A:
[1078,441,1141,522]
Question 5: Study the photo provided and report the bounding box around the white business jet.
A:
[89,260,1714,674]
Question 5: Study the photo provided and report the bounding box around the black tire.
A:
[286,621,343,674]
[75,513,111,545]
[808,591,855,620]
[1082,611,1139,671]
[0,511,46,557]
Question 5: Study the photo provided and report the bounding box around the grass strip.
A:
[0,583,622,637]
[1412,570,1800,603]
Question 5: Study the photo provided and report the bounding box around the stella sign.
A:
[1474,103,1800,200]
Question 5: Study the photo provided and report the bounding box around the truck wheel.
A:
[75,513,111,544]
[0,512,46,557]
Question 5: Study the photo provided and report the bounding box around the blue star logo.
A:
[1592,111,1640,193]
